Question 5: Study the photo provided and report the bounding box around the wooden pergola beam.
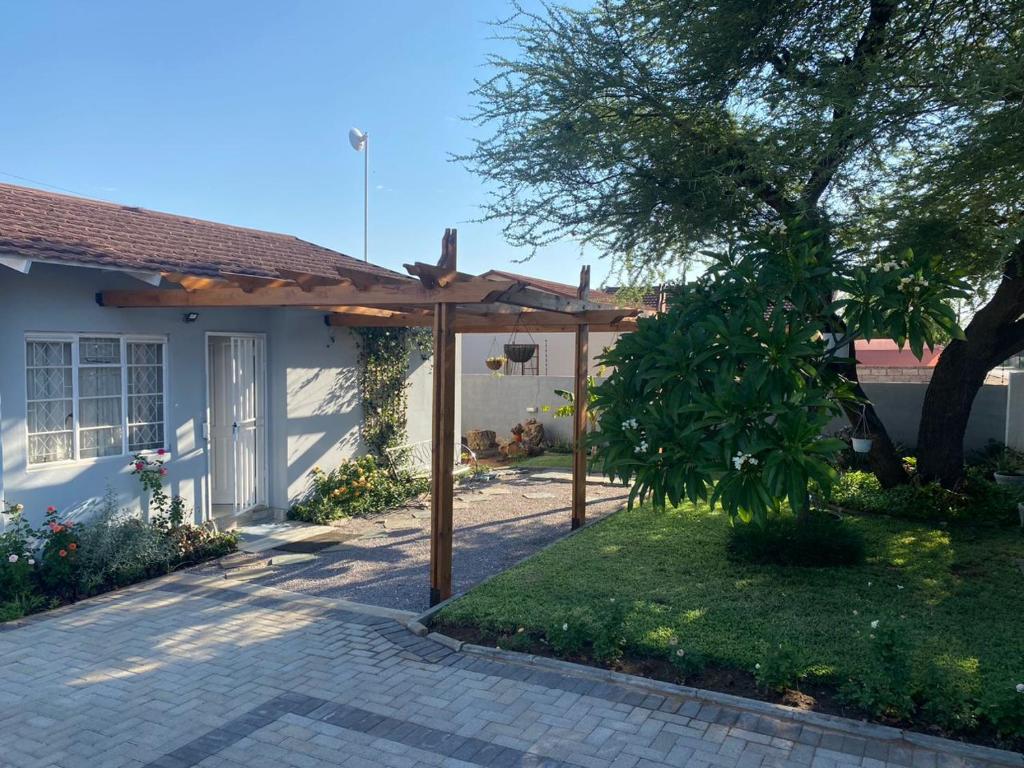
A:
[429,228,458,606]
[97,278,519,309]
[572,265,590,530]
[324,307,636,331]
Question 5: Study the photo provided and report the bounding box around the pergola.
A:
[99,229,641,606]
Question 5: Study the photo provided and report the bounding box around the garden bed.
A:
[432,502,1024,751]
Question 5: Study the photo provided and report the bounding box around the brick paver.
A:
[0,575,1017,768]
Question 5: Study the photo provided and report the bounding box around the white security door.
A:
[208,335,265,516]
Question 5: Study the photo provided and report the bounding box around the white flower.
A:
[852,610,858,616]
[676,649,686,657]
[27,558,35,566]
[634,441,649,455]
[755,663,761,670]
[897,584,904,590]
[1016,683,1024,694]
[621,418,639,431]
[870,620,879,629]
[668,636,679,646]
[7,554,17,563]
[867,581,872,587]
[12,503,23,513]
[732,452,758,470]
[562,623,569,632]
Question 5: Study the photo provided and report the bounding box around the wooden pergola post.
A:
[429,229,458,606]
[572,265,590,530]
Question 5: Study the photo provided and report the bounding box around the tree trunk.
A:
[917,244,1024,487]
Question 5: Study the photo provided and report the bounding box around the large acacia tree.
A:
[465,0,1023,487]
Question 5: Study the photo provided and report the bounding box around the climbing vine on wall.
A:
[354,328,432,461]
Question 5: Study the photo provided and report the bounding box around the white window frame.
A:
[25,333,169,468]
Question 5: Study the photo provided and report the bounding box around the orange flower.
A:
[68,542,78,551]
[59,549,67,558]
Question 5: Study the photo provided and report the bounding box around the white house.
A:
[0,183,446,527]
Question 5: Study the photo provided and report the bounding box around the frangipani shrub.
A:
[594,225,966,524]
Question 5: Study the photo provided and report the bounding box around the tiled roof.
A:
[0,183,408,282]
[480,269,624,305]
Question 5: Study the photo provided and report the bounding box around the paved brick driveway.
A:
[0,574,1016,768]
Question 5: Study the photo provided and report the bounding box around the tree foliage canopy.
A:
[466,0,1022,280]
[593,224,966,523]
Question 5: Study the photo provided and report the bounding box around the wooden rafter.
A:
[97,278,520,309]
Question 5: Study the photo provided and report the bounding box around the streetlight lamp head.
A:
[348,127,367,152]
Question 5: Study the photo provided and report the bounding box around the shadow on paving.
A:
[239,477,630,612]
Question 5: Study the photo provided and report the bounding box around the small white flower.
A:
[897,584,904,590]
[870,620,879,629]
[867,581,872,587]
[676,649,686,657]
[12,503,23,512]
[1016,683,1024,694]
[748,457,759,466]
[27,558,35,566]
[634,441,649,455]
[7,554,17,563]
[562,623,569,632]
[852,610,858,616]
[755,663,761,670]
[668,636,679,647]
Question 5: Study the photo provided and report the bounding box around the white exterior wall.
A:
[0,263,443,526]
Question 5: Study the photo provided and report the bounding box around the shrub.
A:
[289,455,428,524]
[828,470,1021,526]
[666,639,706,681]
[165,524,238,564]
[36,506,82,600]
[726,511,866,567]
[545,607,597,657]
[979,683,1024,740]
[0,504,38,604]
[754,642,804,692]
[838,624,915,720]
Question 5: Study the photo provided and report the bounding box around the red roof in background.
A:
[855,339,943,367]
[0,183,408,282]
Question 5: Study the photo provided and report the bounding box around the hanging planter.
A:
[850,405,873,454]
[851,437,874,454]
[504,343,536,364]
[485,355,506,371]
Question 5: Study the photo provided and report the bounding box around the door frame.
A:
[203,332,268,522]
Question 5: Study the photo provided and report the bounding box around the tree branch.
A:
[802,0,897,206]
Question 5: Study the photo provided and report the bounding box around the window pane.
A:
[128,342,162,366]
[128,365,162,395]
[80,427,123,459]
[79,366,122,398]
[129,394,163,425]
[27,400,73,433]
[79,337,120,365]
[29,432,72,463]
[79,396,122,429]
[27,367,72,400]
[27,341,71,367]
[129,423,164,452]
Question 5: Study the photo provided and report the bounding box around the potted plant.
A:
[992,447,1024,486]
[485,355,506,371]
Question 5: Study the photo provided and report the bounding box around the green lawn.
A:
[435,502,1024,740]
[512,453,573,469]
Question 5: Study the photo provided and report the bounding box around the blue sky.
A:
[0,0,607,286]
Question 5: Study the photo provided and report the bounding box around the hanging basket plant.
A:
[485,355,506,371]
[851,406,874,454]
[504,343,536,364]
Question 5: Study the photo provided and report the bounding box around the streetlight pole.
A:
[348,127,369,262]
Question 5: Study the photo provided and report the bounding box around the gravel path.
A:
[226,469,629,612]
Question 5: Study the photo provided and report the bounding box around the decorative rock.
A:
[466,429,499,458]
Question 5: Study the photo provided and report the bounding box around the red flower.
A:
[48,522,63,533]
[46,506,57,514]
[135,462,145,471]
[157,448,167,456]
[58,549,67,558]
[159,468,168,476]
[68,542,77,551]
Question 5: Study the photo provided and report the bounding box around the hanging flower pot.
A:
[504,343,536,364]
[485,355,506,371]
[851,437,874,454]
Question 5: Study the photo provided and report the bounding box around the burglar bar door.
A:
[208,334,265,516]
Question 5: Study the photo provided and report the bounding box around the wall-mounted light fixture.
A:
[183,312,200,323]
